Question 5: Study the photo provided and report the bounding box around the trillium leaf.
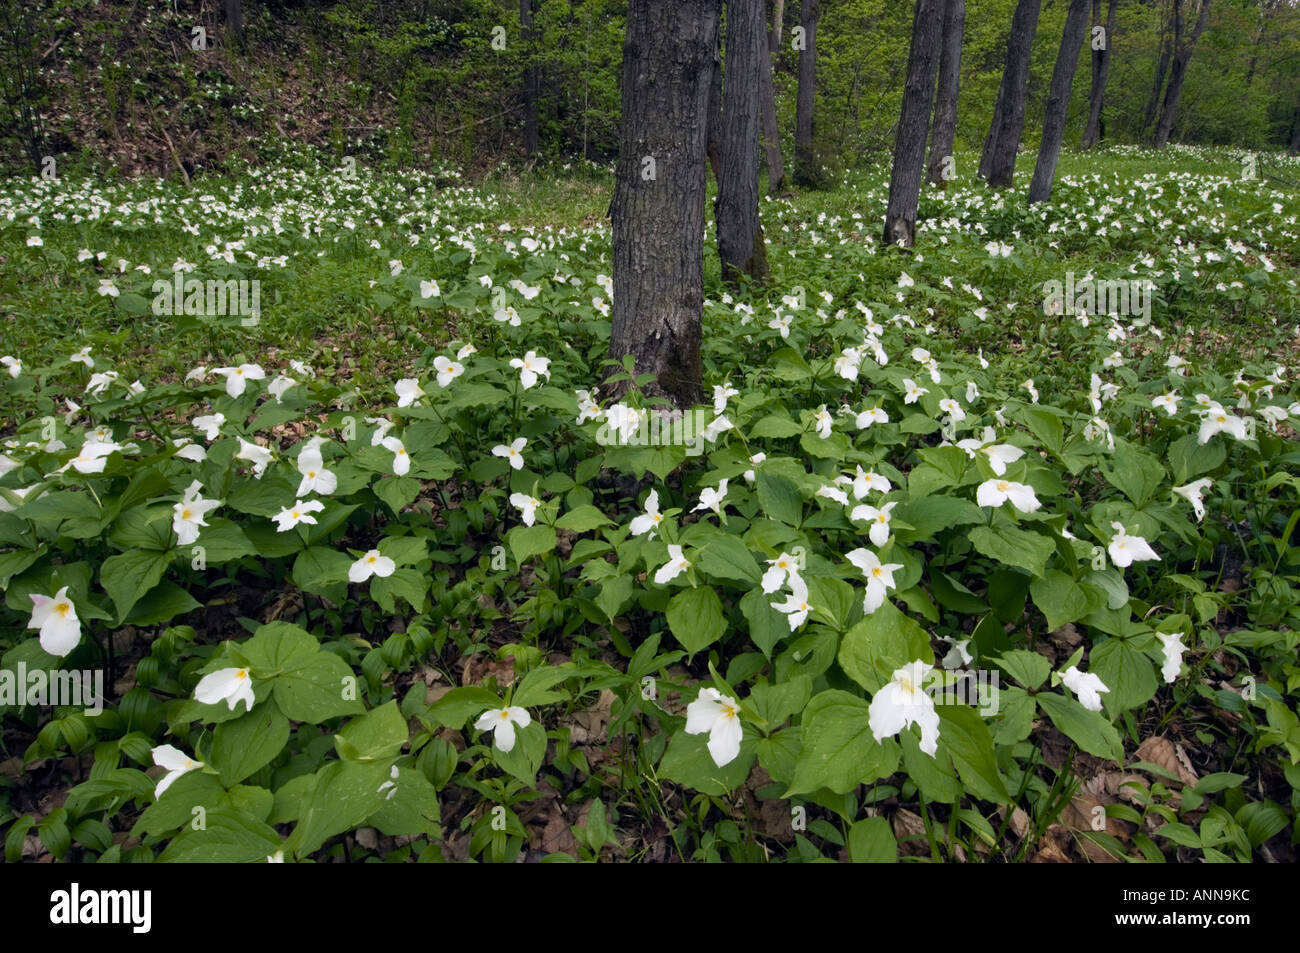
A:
[900,728,964,803]
[1036,692,1124,763]
[659,729,757,795]
[555,504,613,532]
[666,585,726,655]
[123,580,201,627]
[848,816,898,863]
[493,719,548,784]
[755,472,802,527]
[508,524,557,563]
[695,533,762,585]
[936,705,1009,803]
[365,766,441,838]
[157,807,283,863]
[786,690,898,797]
[992,650,1052,691]
[100,548,171,623]
[286,759,392,858]
[212,698,290,786]
[428,686,504,729]
[274,649,365,724]
[839,600,932,694]
[335,700,408,761]
[968,524,1054,577]
[1030,569,1090,631]
[370,567,429,613]
[1089,637,1158,715]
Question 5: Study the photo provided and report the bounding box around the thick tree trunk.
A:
[1081,0,1118,148]
[1153,0,1211,148]
[979,78,1006,180]
[759,24,785,192]
[707,20,724,182]
[985,0,1042,189]
[609,0,720,407]
[1028,0,1090,204]
[925,0,965,187]
[521,0,539,156]
[883,0,944,246]
[1143,3,1173,132]
[225,0,244,46]
[716,0,770,284]
[793,0,820,186]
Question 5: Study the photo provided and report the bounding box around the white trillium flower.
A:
[420,279,441,298]
[172,481,220,545]
[1172,478,1213,522]
[743,451,765,484]
[1060,665,1109,712]
[394,378,425,407]
[296,443,337,496]
[1107,521,1159,568]
[273,499,325,532]
[702,414,733,442]
[85,371,118,396]
[1151,392,1180,416]
[236,438,273,478]
[381,436,410,475]
[1,355,21,378]
[151,744,204,797]
[193,413,226,441]
[851,500,897,546]
[194,667,256,713]
[509,351,551,389]
[712,382,739,414]
[1157,632,1186,684]
[976,478,1041,513]
[817,483,850,507]
[685,687,744,767]
[846,548,903,614]
[855,406,889,429]
[349,550,396,583]
[69,346,94,368]
[870,660,940,756]
[509,492,541,526]
[655,544,692,585]
[901,378,928,404]
[1198,407,1247,444]
[492,437,528,470]
[267,375,297,403]
[693,479,729,517]
[938,398,965,421]
[27,586,82,657]
[432,356,464,388]
[213,364,265,398]
[761,552,802,594]
[813,405,833,439]
[474,706,532,753]
[368,417,396,446]
[629,489,665,538]
[772,572,812,630]
[940,636,973,670]
[850,466,891,499]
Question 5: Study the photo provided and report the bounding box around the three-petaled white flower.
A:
[509,351,551,389]
[1156,632,1186,684]
[712,382,739,414]
[433,356,464,388]
[213,364,265,398]
[976,478,1041,513]
[151,744,204,797]
[1198,406,1247,445]
[855,406,889,429]
[846,548,903,614]
[762,552,802,594]
[851,500,897,546]
[394,378,425,407]
[474,706,531,752]
[273,499,325,532]
[685,688,744,767]
[1060,665,1109,712]
[296,441,337,496]
[772,572,811,630]
[955,426,1024,476]
[172,480,220,545]
[193,413,225,441]
[870,660,940,756]
[349,549,396,583]
[629,489,665,538]
[509,492,541,526]
[492,437,528,471]
[1107,521,1159,568]
[28,586,82,656]
[1151,392,1180,416]
[194,667,256,713]
[901,378,928,404]
[655,544,692,584]
[381,435,410,475]
[235,438,273,478]
[693,479,729,518]
[1172,478,1213,522]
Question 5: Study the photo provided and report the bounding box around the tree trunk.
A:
[1081,0,1118,148]
[925,0,965,187]
[793,0,819,186]
[1028,0,1090,204]
[883,0,944,246]
[521,0,539,156]
[1153,0,1211,148]
[759,11,785,193]
[985,0,1042,189]
[1143,2,1173,131]
[716,0,770,284]
[979,77,1007,180]
[707,20,724,182]
[609,0,720,407]
[225,0,244,46]
[1243,0,1277,88]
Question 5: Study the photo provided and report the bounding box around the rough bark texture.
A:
[985,0,1042,189]
[978,76,1006,180]
[609,0,720,407]
[225,0,244,45]
[925,0,965,188]
[716,0,770,284]
[1028,0,1090,203]
[1081,0,1118,149]
[793,0,820,186]
[521,0,539,156]
[707,20,724,182]
[1154,0,1212,148]
[1144,3,1173,131]
[883,0,944,246]
[759,16,785,193]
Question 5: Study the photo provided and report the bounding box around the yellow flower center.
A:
[292,510,301,518]
[181,508,193,520]
[499,710,510,720]
[877,514,887,523]
[236,669,248,680]
[55,603,70,618]
[871,567,883,577]
[997,481,1009,492]
[367,555,377,564]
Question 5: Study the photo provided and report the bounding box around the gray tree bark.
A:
[925,0,965,188]
[521,0,539,156]
[1081,0,1119,149]
[1143,2,1173,132]
[707,19,724,181]
[793,0,820,186]
[716,0,770,284]
[1028,0,1091,204]
[225,0,244,46]
[1153,0,1211,147]
[883,0,944,246]
[760,0,786,192]
[609,0,720,407]
[985,0,1042,189]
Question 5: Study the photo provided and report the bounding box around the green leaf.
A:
[508,524,557,564]
[555,505,613,532]
[273,652,365,724]
[292,546,352,595]
[658,729,757,795]
[286,759,391,858]
[100,549,170,622]
[373,476,421,514]
[740,587,791,658]
[594,574,633,622]
[1036,692,1124,762]
[157,808,282,863]
[335,701,408,761]
[429,686,503,729]
[936,705,1009,803]
[839,601,932,693]
[968,524,1054,576]
[1090,637,1158,715]
[695,533,762,585]
[756,472,802,527]
[512,665,573,708]
[1030,570,1090,631]
[848,816,898,863]
[786,690,898,796]
[749,414,804,439]
[212,699,290,786]
[992,650,1052,691]
[370,567,429,613]
[492,719,548,784]
[666,585,727,655]
[1167,433,1226,485]
[1101,442,1166,508]
[123,580,200,627]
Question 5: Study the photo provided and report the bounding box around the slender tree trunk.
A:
[1081,0,1118,148]
[1143,2,1173,131]
[793,0,819,186]
[1028,0,1090,203]
[707,19,724,181]
[1153,0,1211,147]
[985,0,1042,189]
[926,0,965,187]
[883,0,944,246]
[979,78,1007,180]
[225,0,244,46]
[1243,0,1275,89]
[716,0,770,283]
[609,0,720,407]
[759,7,786,193]
[521,0,539,156]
